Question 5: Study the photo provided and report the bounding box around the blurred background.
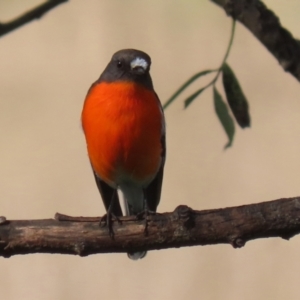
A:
[1,1,300,299]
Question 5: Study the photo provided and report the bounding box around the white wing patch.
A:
[130,57,148,70]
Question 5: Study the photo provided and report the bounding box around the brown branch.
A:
[0,0,68,38]
[211,0,300,82]
[1,197,300,257]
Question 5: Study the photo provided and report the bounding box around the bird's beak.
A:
[130,57,148,74]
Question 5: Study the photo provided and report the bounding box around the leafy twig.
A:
[163,19,236,110]
[211,0,300,82]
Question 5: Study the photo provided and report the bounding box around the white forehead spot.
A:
[130,57,148,70]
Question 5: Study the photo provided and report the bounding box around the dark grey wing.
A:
[144,163,164,212]
[144,123,166,212]
[92,170,123,216]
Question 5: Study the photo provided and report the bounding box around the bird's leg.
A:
[135,196,157,236]
[99,190,121,238]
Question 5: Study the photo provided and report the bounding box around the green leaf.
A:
[184,87,206,108]
[222,63,250,128]
[213,87,235,149]
[163,69,216,110]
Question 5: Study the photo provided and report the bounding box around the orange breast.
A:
[81,81,164,187]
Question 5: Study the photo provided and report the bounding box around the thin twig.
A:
[0,0,68,38]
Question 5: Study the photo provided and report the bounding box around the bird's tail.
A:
[122,186,147,260]
[127,251,147,260]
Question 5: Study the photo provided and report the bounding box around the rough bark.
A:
[1,197,300,257]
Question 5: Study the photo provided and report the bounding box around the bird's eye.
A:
[117,61,122,68]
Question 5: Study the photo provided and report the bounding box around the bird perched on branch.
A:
[81,49,166,260]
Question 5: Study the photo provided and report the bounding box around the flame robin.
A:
[81,49,166,260]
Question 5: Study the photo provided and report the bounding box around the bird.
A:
[81,49,166,260]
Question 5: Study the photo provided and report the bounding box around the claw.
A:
[136,209,156,236]
[99,213,122,239]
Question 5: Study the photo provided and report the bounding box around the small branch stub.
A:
[0,216,7,225]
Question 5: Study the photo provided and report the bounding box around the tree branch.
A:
[211,0,300,82]
[0,0,68,38]
[1,197,300,257]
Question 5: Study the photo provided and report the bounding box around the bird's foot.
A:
[136,209,157,236]
[99,213,122,239]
